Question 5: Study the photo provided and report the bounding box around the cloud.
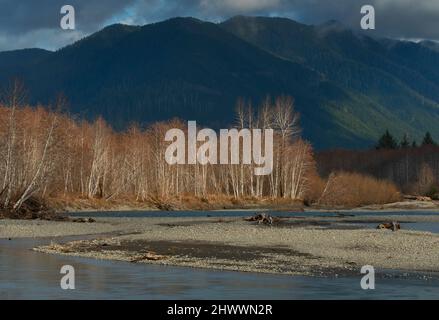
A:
[0,0,133,51]
[372,0,439,40]
[285,0,439,41]
[1,0,439,51]
[0,0,133,33]
[0,29,84,52]
[127,0,439,41]
[202,0,281,13]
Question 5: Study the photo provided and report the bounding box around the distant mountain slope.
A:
[221,16,439,146]
[0,48,51,75]
[1,16,439,149]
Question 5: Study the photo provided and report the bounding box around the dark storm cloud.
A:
[274,0,439,41]
[0,0,133,34]
[0,0,134,50]
[1,0,438,51]
[123,0,439,40]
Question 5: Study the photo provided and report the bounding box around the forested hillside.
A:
[1,16,439,149]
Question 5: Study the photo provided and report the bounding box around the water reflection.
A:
[1,237,439,299]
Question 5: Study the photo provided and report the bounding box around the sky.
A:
[1,0,438,51]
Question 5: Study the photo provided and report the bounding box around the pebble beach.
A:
[2,214,438,277]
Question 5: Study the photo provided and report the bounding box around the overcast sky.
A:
[1,0,438,51]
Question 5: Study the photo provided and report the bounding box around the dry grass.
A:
[46,193,305,212]
[317,172,401,207]
[304,174,326,205]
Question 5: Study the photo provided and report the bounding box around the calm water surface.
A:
[72,209,439,218]
[1,210,439,299]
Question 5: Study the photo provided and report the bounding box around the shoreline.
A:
[63,200,439,214]
[2,213,439,278]
[3,197,437,219]
[40,194,439,215]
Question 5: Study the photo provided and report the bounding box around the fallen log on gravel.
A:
[377,221,401,231]
[71,217,96,223]
[244,213,274,225]
[0,197,68,221]
[403,195,432,201]
[130,252,166,262]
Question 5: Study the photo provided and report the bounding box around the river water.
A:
[1,210,439,299]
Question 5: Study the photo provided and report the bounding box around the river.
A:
[1,210,439,299]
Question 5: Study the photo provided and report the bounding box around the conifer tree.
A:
[376,130,398,150]
[422,132,436,146]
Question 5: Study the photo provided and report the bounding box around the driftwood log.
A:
[130,252,166,262]
[377,221,401,231]
[71,217,96,223]
[403,195,432,201]
[244,213,274,225]
[0,197,68,221]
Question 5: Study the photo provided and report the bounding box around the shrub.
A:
[304,174,326,205]
[426,185,439,200]
[318,172,401,207]
[412,163,437,197]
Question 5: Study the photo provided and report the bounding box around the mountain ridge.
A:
[1,16,439,149]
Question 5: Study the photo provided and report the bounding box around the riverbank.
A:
[48,196,439,214]
[47,196,308,213]
[3,193,437,218]
[2,213,438,277]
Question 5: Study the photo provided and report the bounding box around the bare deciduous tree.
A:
[0,89,317,216]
